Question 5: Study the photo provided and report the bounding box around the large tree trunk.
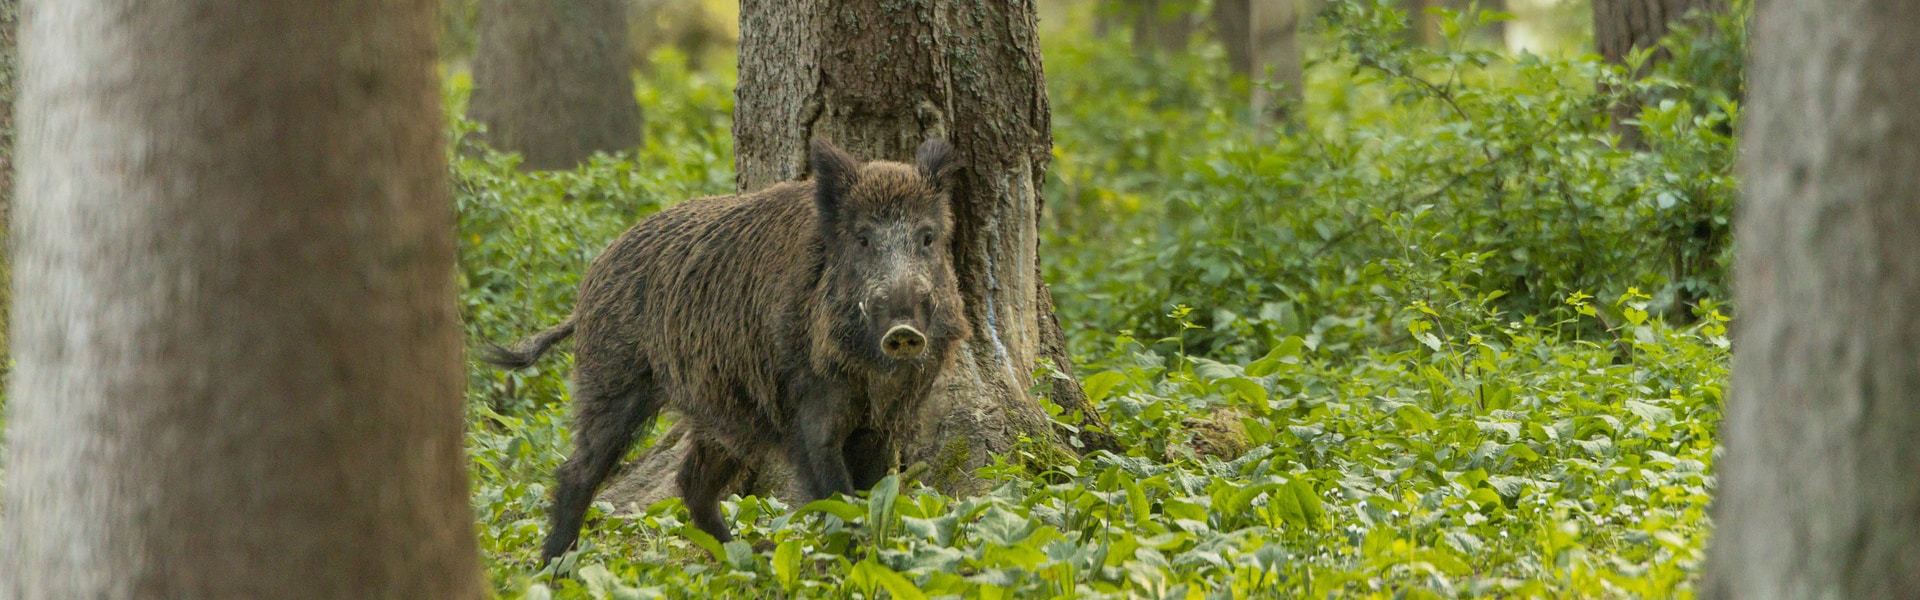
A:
[599,0,1115,513]
[1702,1,1920,598]
[0,0,15,362]
[0,1,482,597]
[468,0,642,170]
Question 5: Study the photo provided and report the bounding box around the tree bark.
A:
[1592,0,1720,66]
[0,0,15,363]
[599,0,1116,513]
[468,0,642,170]
[1702,1,1920,598]
[0,1,482,598]
[1592,0,1722,147]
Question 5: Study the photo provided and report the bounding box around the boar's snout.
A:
[881,324,928,359]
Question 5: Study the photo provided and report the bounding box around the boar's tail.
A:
[481,317,576,370]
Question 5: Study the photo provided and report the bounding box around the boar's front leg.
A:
[844,428,893,491]
[785,379,857,501]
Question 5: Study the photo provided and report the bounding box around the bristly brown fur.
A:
[488,138,969,565]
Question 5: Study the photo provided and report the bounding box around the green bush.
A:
[1042,0,1738,360]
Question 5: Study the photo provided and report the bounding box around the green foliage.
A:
[467,291,1727,598]
[1042,0,1739,359]
[447,4,1737,598]
[451,50,735,414]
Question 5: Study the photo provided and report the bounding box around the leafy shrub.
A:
[1042,0,1739,360]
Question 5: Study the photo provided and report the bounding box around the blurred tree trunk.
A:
[0,0,15,363]
[601,0,1117,511]
[469,0,641,170]
[1703,1,1920,598]
[1250,0,1303,125]
[1592,0,1722,147]
[0,0,482,597]
[1213,0,1304,127]
[1124,0,1198,57]
[1593,0,1719,65]
[1413,0,1443,45]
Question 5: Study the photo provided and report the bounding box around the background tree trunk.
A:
[600,0,1116,513]
[1132,0,1198,56]
[1591,0,1721,147]
[1702,1,1920,597]
[1212,0,1253,77]
[1592,0,1719,65]
[1249,0,1303,126]
[1214,0,1304,128]
[0,0,482,597]
[468,0,642,170]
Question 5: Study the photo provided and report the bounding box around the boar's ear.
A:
[915,138,962,194]
[811,137,860,219]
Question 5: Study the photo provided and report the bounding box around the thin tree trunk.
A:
[469,0,641,170]
[0,1,482,597]
[1213,0,1302,128]
[1213,0,1253,77]
[1121,0,1198,58]
[1411,0,1444,46]
[600,0,1116,512]
[1250,0,1303,126]
[1703,1,1920,598]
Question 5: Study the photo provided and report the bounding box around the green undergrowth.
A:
[469,294,1725,598]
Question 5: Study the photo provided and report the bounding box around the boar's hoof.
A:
[882,325,928,359]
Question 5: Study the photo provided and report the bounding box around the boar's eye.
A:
[857,235,871,249]
[919,230,936,247]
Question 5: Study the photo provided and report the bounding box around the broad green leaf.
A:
[773,539,801,592]
[1083,371,1129,403]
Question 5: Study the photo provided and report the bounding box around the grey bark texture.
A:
[599,0,1117,513]
[0,0,14,361]
[0,0,483,598]
[468,0,642,170]
[1702,1,1920,598]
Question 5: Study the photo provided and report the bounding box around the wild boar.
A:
[485,137,970,564]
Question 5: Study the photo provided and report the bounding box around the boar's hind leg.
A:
[844,427,893,491]
[540,372,664,566]
[678,439,748,543]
